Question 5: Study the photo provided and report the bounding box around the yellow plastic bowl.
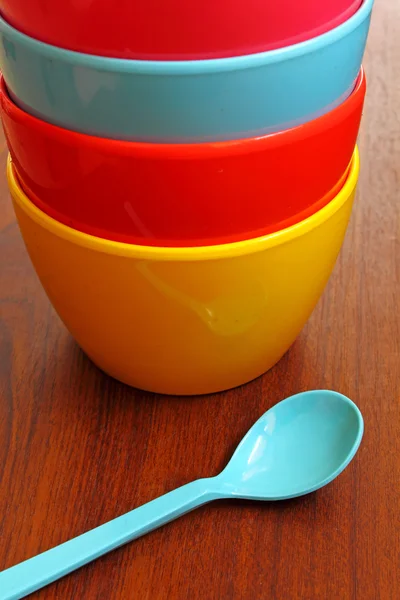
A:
[8,148,359,395]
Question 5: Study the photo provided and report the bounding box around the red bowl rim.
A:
[0,68,366,158]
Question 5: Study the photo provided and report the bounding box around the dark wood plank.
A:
[1,1,399,597]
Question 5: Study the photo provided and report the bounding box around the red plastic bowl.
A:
[0,71,366,248]
[0,0,363,60]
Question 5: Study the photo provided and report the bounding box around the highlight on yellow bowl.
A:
[8,148,360,395]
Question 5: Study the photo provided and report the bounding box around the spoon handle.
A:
[0,478,220,600]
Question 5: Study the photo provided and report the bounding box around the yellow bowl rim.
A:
[7,147,359,262]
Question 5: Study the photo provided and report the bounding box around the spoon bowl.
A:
[0,390,363,599]
[218,390,363,500]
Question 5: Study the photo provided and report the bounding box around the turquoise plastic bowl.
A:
[0,0,373,143]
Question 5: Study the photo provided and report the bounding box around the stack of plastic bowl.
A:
[0,0,373,395]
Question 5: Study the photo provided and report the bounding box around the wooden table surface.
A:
[1,2,399,598]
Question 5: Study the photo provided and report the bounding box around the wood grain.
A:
[0,1,399,597]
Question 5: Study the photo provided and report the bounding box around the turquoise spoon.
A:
[0,390,363,599]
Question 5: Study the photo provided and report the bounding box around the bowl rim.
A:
[8,147,359,262]
[0,0,373,73]
[0,0,363,61]
[0,69,366,157]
